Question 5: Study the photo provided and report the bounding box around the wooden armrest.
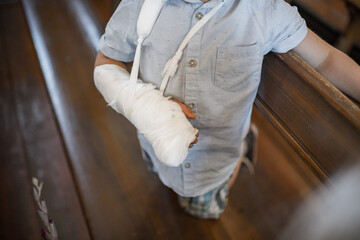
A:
[256,51,360,182]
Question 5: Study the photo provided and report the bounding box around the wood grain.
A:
[0,4,41,239]
[257,51,360,181]
[0,2,91,239]
[86,0,121,28]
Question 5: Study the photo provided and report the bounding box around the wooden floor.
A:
[0,1,322,239]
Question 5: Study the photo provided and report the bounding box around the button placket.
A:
[182,6,208,193]
[184,19,201,117]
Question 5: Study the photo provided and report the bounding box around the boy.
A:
[94,0,360,219]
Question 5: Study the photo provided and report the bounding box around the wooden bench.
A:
[257,52,360,182]
[2,0,358,239]
[0,2,90,239]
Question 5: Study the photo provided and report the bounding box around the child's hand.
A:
[172,99,199,148]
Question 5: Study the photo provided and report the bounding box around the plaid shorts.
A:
[142,150,229,219]
[177,182,229,219]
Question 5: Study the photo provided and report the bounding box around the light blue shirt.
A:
[99,0,307,196]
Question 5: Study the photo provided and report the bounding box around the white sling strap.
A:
[109,0,166,114]
[124,0,166,115]
[160,1,226,92]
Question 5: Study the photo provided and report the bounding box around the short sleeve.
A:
[98,0,140,62]
[266,0,308,53]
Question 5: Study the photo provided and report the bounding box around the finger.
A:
[172,99,197,119]
[191,138,198,144]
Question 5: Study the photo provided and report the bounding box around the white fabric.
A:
[136,0,166,40]
[94,64,198,167]
[111,0,166,115]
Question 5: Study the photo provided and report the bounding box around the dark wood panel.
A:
[1,2,91,239]
[292,0,349,33]
[350,43,360,64]
[86,0,121,28]
[0,4,41,239]
[257,51,360,180]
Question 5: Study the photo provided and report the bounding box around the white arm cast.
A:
[94,64,198,167]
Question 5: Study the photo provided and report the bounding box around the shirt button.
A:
[187,103,195,109]
[195,12,203,20]
[188,59,197,68]
[185,163,191,168]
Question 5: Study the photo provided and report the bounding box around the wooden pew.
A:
[337,0,360,58]
[0,2,91,239]
[257,51,360,182]
[12,0,358,239]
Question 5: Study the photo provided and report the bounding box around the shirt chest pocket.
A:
[214,44,262,92]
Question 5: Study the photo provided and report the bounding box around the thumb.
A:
[172,100,196,119]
